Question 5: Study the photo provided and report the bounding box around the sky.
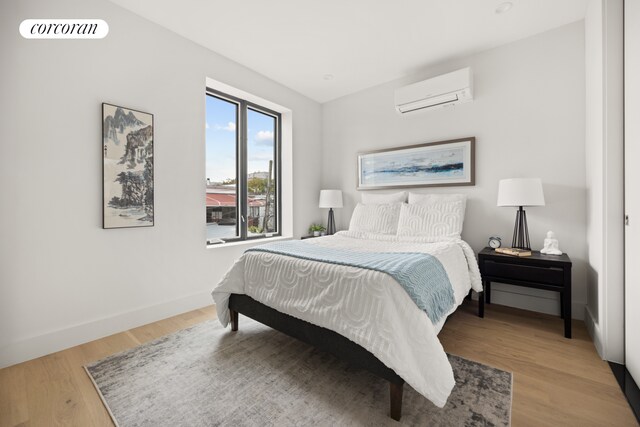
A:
[205,94,275,183]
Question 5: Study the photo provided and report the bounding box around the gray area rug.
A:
[86,318,512,426]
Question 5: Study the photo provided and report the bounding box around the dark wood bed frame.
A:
[228,291,483,421]
[228,293,405,420]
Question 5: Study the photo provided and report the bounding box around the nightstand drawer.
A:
[484,260,564,285]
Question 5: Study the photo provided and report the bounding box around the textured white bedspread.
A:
[211,231,482,407]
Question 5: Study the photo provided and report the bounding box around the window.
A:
[206,89,281,244]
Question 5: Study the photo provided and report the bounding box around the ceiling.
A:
[109,0,588,103]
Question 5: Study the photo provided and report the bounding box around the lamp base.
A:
[511,206,531,250]
[327,208,336,235]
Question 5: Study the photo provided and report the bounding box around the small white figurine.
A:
[540,231,563,255]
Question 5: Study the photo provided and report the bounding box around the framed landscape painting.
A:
[357,137,475,190]
[102,103,154,229]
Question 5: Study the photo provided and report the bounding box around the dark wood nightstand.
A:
[477,247,573,338]
[301,235,321,239]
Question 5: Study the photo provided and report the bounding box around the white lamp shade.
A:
[497,178,545,207]
[319,189,343,208]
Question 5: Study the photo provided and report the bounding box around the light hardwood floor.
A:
[0,302,637,426]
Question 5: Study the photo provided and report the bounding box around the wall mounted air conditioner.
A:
[394,67,473,114]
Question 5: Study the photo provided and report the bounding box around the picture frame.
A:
[102,103,154,229]
[357,137,475,190]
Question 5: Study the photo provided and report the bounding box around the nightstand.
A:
[301,235,321,240]
[477,247,573,338]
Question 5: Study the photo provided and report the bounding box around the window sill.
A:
[206,235,292,250]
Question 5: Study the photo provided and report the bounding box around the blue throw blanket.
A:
[246,240,455,324]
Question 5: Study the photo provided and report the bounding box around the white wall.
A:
[584,0,624,363]
[585,0,604,339]
[0,0,322,368]
[322,22,588,318]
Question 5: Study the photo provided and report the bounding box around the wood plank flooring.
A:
[440,303,637,426]
[0,302,637,426]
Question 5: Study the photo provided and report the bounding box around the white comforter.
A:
[211,231,482,407]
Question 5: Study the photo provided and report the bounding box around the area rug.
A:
[86,318,512,426]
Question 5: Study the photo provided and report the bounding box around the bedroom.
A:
[1,0,638,425]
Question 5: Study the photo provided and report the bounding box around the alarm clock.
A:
[488,236,502,249]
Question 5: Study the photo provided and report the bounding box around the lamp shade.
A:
[319,189,343,208]
[497,178,545,207]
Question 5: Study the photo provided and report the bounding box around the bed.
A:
[212,195,483,420]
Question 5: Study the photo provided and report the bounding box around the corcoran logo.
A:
[19,19,109,39]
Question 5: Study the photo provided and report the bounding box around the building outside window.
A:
[205,90,280,244]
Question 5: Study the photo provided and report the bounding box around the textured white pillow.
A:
[348,203,402,235]
[361,191,407,205]
[397,200,466,238]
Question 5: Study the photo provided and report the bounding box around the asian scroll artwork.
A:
[102,103,154,229]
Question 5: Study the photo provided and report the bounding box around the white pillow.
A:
[397,200,466,239]
[408,192,466,205]
[361,191,407,205]
[348,203,402,235]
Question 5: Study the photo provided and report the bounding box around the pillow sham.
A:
[408,192,466,205]
[407,193,467,228]
[361,191,407,205]
[348,203,402,235]
[397,200,466,239]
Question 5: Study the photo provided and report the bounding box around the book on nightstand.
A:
[494,247,532,257]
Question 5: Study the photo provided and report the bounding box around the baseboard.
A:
[609,362,640,424]
[584,305,604,358]
[487,286,585,320]
[0,291,213,369]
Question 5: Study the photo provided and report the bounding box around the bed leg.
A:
[390,382,403,421]
[230,309,238,331]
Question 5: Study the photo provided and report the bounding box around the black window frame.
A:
[206,88,282,244]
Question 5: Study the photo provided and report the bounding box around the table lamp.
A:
[497,178,545,250]
[319,189,343,235]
